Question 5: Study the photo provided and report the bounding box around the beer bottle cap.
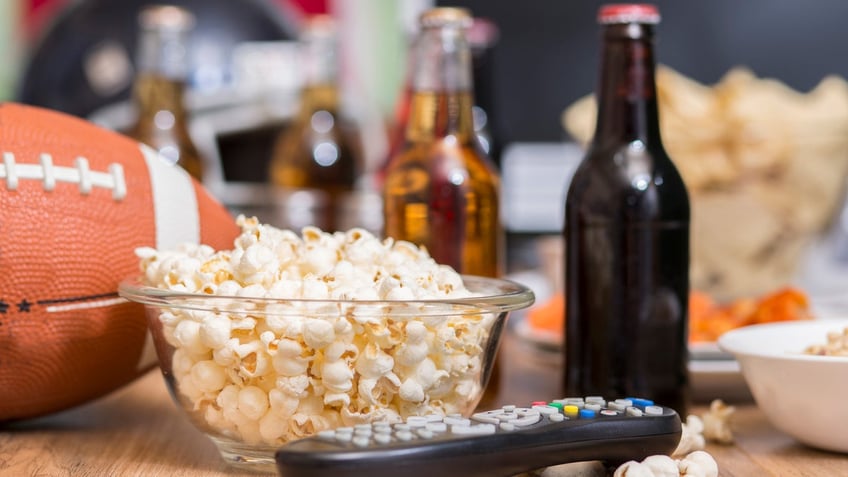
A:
[597,4,661,25]
[420,7,473,29]
[139,5,195,32]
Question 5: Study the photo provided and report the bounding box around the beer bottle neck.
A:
[302,34,337,88]
[296,19,343,119]
[405,24,476,142]
[133,75,188,118]
[299,84,340,114]
[593,23,662,147]
[133,25,190,121]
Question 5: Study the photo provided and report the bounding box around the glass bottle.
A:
[382,7,503,407]
[381,17,499,184]
[127,5,203,181]
[382,7,503,278]
[268,15,363,232]
[563,4,690,414]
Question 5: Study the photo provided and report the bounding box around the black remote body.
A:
[275,397,682,477]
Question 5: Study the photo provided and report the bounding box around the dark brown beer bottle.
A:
[127,5,204,181]
[563,4,690,415]
[382,7,502,278]
[269,15,363,232]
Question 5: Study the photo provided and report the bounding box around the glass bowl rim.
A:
[119,274,535,316]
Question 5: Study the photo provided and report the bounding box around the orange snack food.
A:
[526,293,565,334]
[525,287,812,343]
[688,287,812,342]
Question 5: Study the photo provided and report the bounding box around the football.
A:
[0,103,240,421]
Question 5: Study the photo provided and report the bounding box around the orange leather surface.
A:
[0,103,238,421]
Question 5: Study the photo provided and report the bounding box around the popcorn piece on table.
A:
[673,415,706,457]
[674,399,735,456]
[701,399,735,445]
[613,451,718,477]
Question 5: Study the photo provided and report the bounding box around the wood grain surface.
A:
[2,329,846,476]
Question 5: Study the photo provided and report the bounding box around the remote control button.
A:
[607,402,628,412]
[645,405,664,416]
[373,422,391,431]
[499,422,515,432]
[516,408,540,419]
[353,436,371,448]
[426,422,448,433]
[472,412,501,425]
[549,413,565,422]
[407,416,428,428]
[600,409,620,417]
[563,398,585,408]
[416,428,434,439]
[503,405,516,412]
[355,424,372,431]
[496,412,518,422]
[533,405,559,415]
[374,426,392,435]
[354,428,372,437]
[394,423,411,431]
[509,414,542,427]
[579,409,596,419]
[396,430,414,441]
[317,430,336,441]
[564,405,580,417]
[547,402,564,411]
[335,433,353,443]
[585,396,606,405]
[629,398,654,408]
[451,424,496,435]
[532,401,548,406]
[425,414,443,422]
[584,403,602,412]
[373,433,392,445]
[615,399,634,407]
[626,407,643,417]
[444,416,471,427]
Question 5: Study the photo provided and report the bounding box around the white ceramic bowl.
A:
[718,320,848,453]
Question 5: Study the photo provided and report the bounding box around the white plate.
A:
[512,312,561,351]
[513,312,730,359]
[510,312,752,401]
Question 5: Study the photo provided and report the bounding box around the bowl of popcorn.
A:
[718,319,848,453]
[119,217,534,471]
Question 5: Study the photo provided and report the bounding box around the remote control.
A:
[275,397,682,477]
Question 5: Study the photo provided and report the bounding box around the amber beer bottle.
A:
[563,4,690,414]
[382,7,502,278]
[127,5,204,181]
[269,15,363,232]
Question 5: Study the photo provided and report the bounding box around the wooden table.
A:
[2,330,847,476]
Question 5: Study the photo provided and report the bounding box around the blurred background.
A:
[5,0,848,300]
[9,1,848,142]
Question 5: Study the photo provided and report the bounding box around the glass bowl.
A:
[119,275,534,472]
